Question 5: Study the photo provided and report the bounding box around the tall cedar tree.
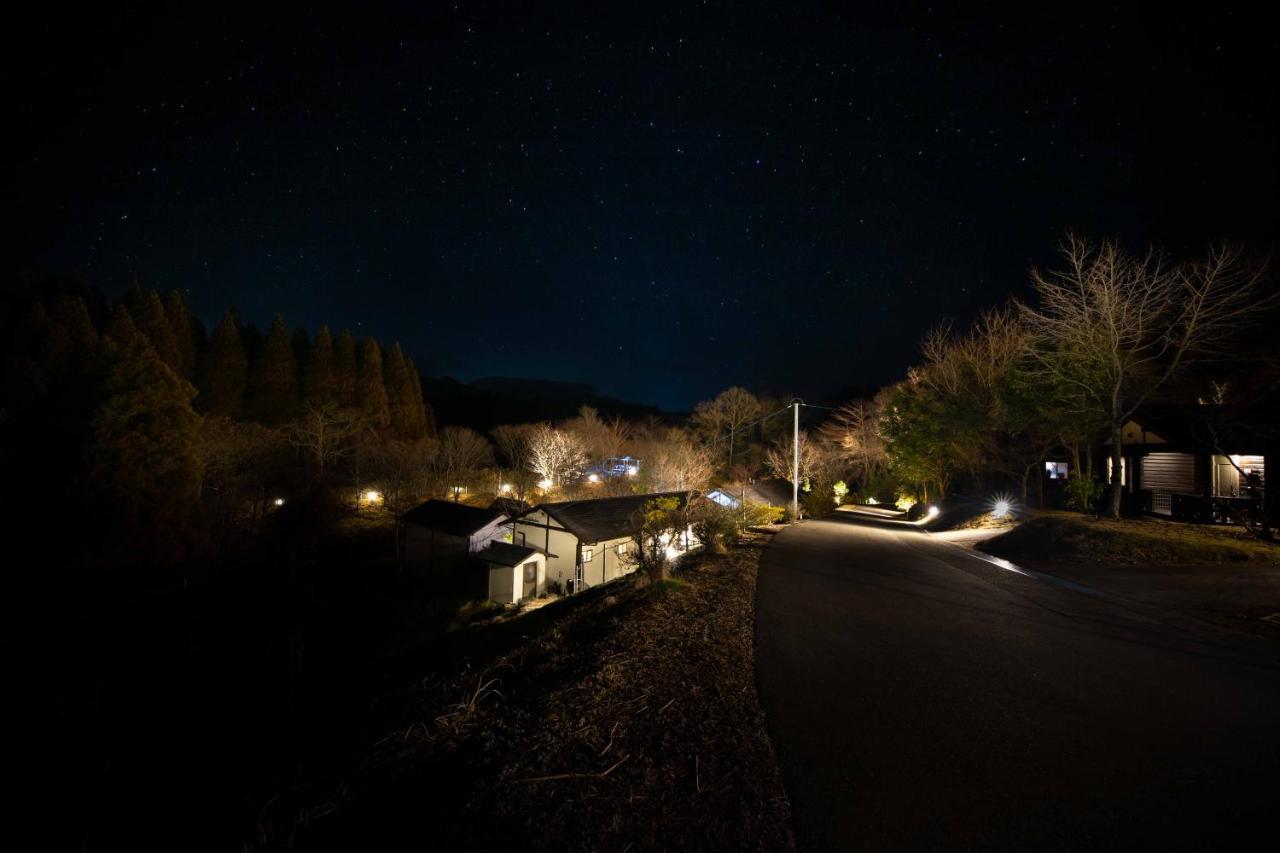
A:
[87,331,202,559]
[204,309,247,417]
[405,355,436,437]
[164,290,198,379]
[106,303,149,352]
[134,290,182,373]
[334,329,358,408]
[304,325,337,405]
[356,338,390,431]
[246,315,299,424]
[384,342,428,440]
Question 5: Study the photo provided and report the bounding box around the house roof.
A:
[399,499,506,536]
[1127,404,1271,452]
[477,541,540,566]
[488,496,532,516]
[529,491,693,543]
[712,478,793,507]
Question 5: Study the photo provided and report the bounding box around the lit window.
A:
[616,542,627,555]
[582,548,594,563]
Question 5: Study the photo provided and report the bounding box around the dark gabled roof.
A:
[399,499,506,536]
[489,497,532,516]
[532,491,693,543]
[477,542,540,566]
[1129,404,1272,452]
[712,478,793,507]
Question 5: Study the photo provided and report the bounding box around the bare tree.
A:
[692,386,761,471]
[563,405,634,461]
[1020,235,1268,518]
[491,423,539,500]
[287,401,360,472]
[527,424,589,490]
[638,428,714,492]
[435,426,493,501]
[764,430,819,486]
[819,398,886,489]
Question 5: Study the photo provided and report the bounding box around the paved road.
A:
[756,511,1280,851]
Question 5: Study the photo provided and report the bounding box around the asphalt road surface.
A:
[756,511,1280,851]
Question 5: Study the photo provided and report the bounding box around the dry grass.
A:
[283,535,794,851]
[982,510,1280,565]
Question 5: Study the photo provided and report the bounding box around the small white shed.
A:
[478,542,547,605]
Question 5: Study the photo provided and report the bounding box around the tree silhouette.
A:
[356,338,390,431]
[246,315,298,424]
[203,309,247,417]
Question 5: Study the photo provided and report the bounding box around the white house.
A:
[510,491,700,594]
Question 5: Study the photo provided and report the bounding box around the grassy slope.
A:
[981,510,1280,565]
[277,537,794,851]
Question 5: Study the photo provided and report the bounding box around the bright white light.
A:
[500,483,512,493]
[665,545,680,561]
[992,500,1010,518]
[538,478,553,490]
[274,497,285,507]
[866,497,878,505]
[364,490,382,503]
[626,465,638,476]
[588,473,600,483]
[926,505,939,518]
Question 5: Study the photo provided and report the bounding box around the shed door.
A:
[522,561,537,598]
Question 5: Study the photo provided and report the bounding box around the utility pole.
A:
[792,398,801,520]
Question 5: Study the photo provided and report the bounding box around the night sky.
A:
[9,5,1277,410]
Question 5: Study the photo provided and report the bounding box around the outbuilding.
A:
[478,541,547,604]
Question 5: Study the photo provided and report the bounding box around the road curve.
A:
[755,511,1280,851]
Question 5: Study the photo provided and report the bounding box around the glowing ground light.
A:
[926,505,939,518]
[539,479,553,490]
[588,473,600,483]
[274,497,285,507]
[365,490,382,503]
[990,494,1015,518]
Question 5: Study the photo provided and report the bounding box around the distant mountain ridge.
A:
[420,375,667,432]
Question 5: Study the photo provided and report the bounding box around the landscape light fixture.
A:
[927,505,939,518]
[989,494,1015,519]
[274,497,285,507]
[588,473,600,483]
[364,490,382,503]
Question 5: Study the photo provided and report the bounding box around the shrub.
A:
[1065,475,1104,513]
[693,503,738,553]
[742,502,785,527]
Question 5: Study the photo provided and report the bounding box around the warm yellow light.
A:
[588,473,600,483]
[538,478,553,490]
[364,490,382,503]
[500,483,512,492]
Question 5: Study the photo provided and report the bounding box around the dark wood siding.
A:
[1141,452,1196,492]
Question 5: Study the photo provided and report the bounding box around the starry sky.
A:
[9,4,1278,410]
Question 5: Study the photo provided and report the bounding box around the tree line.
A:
[839,235,1277,521]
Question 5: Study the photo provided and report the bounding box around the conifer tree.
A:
[383,342,427,440]
[52,295,99,352]
[87,334,202,556]
[404,356,437,438]
[203,309,247,417]
[246,314,298,423]
[105,303,149,352]
[304,325,337,405]
[164,290,198,379]
[334,328,358,408]
[134,290,182,372]
[356,338,390,431]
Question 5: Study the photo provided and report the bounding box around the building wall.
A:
[512,510,581,590]
[487,553,546,604]
[401,525,470,571]
[579,535,639,587]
